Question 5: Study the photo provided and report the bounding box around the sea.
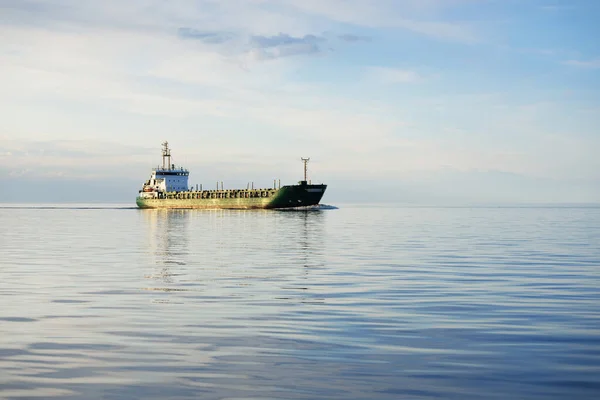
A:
[1,203,599,399]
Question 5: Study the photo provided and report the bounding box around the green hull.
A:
[136,183,327,210]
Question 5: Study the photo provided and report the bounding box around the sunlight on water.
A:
[1,205,599,399]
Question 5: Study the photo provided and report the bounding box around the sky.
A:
[1,0,599,204]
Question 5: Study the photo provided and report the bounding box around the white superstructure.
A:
[139,142,189,198]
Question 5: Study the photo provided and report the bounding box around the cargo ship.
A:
[136,142,327,209]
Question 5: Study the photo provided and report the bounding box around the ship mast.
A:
[162,141,171,170]
[301,157,310,182]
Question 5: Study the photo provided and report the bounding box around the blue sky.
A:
[1,0,599,204]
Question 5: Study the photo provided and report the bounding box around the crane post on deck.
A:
[300,157,310,184]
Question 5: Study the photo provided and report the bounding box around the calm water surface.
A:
[1,204,599,399]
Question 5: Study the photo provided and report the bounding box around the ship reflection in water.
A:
[143,209,190,291]
[141,208,327,304]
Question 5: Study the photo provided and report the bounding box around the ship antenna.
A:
[162,141,171,170]
[301,157,310,182]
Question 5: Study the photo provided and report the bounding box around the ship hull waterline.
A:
[136,184,327,210]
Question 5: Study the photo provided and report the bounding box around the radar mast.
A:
[301,157,310,182]
[162,141,171,170]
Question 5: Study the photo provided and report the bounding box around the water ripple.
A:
[1,206,599,399]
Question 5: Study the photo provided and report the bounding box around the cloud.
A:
[248,43,321,60]
[564,59,600,68]
[0,23,405,160]
[282,0,478,43]
[0,139,156,180]
[177,28,234,44]
[540,4,573,12]
[338,34,371,42]
[366,66,423,84]
[247,32,326,60]
[174,29,330,60]
[250,33,324,48]
[1,0,479,43]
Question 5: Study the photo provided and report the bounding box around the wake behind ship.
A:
[136,142,327,209]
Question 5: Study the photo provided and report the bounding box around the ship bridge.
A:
[144,142,190,192]
[152,167,189,176]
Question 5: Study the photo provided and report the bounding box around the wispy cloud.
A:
[0,139,155,179]
[366,66,423,84]
[177,28,234,44]
[174,29,331,60]
[338,34,371,42]
[564,58,600,68]
[248,43,322,60]
[540,3,574,12]
[395,19,477,43]
[247,33,326,60]
[250,33,324,48]
[283,0,478,43]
